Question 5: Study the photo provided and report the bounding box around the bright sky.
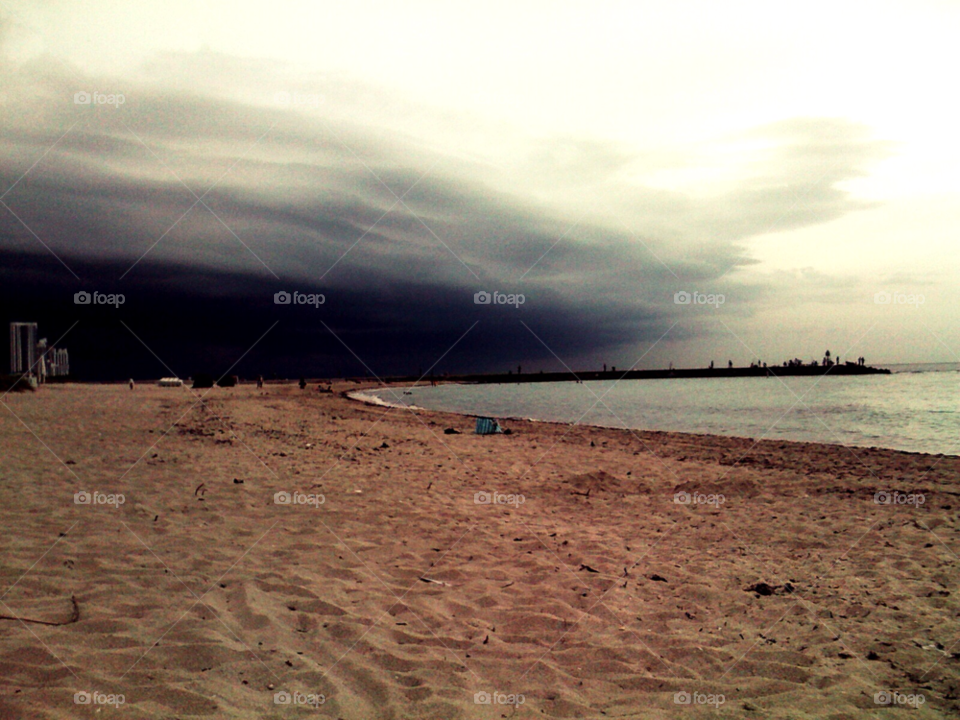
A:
[16,2,959,218]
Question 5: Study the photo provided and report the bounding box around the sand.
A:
[0,382,957,719]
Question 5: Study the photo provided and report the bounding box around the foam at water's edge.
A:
[348,389,589,427]
[347,389,424,411]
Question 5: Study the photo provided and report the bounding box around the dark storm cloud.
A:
[0,52,893,378]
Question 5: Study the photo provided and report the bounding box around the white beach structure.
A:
[9,322,37,375]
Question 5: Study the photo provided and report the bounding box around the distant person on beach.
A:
[128,378,135,390]
[256,375,263,389]
[299,377,307,390]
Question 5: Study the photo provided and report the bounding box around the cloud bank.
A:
[0,47,894,378]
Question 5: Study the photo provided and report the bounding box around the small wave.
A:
[347,390,423,411]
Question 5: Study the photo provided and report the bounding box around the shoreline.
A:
[347,383,960,461]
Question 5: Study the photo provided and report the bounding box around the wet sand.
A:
[0,382,957,718]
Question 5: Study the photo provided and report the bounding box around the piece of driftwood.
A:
[0,595,80,626]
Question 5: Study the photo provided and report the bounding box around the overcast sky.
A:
[2,1,958,378]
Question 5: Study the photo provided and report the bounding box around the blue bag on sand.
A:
[475,417,502,435]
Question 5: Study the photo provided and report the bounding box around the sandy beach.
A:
[1,382,957,719]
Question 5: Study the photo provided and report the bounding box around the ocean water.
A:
[367,363,960,456]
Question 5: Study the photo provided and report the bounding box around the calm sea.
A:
[365,363,960,456]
